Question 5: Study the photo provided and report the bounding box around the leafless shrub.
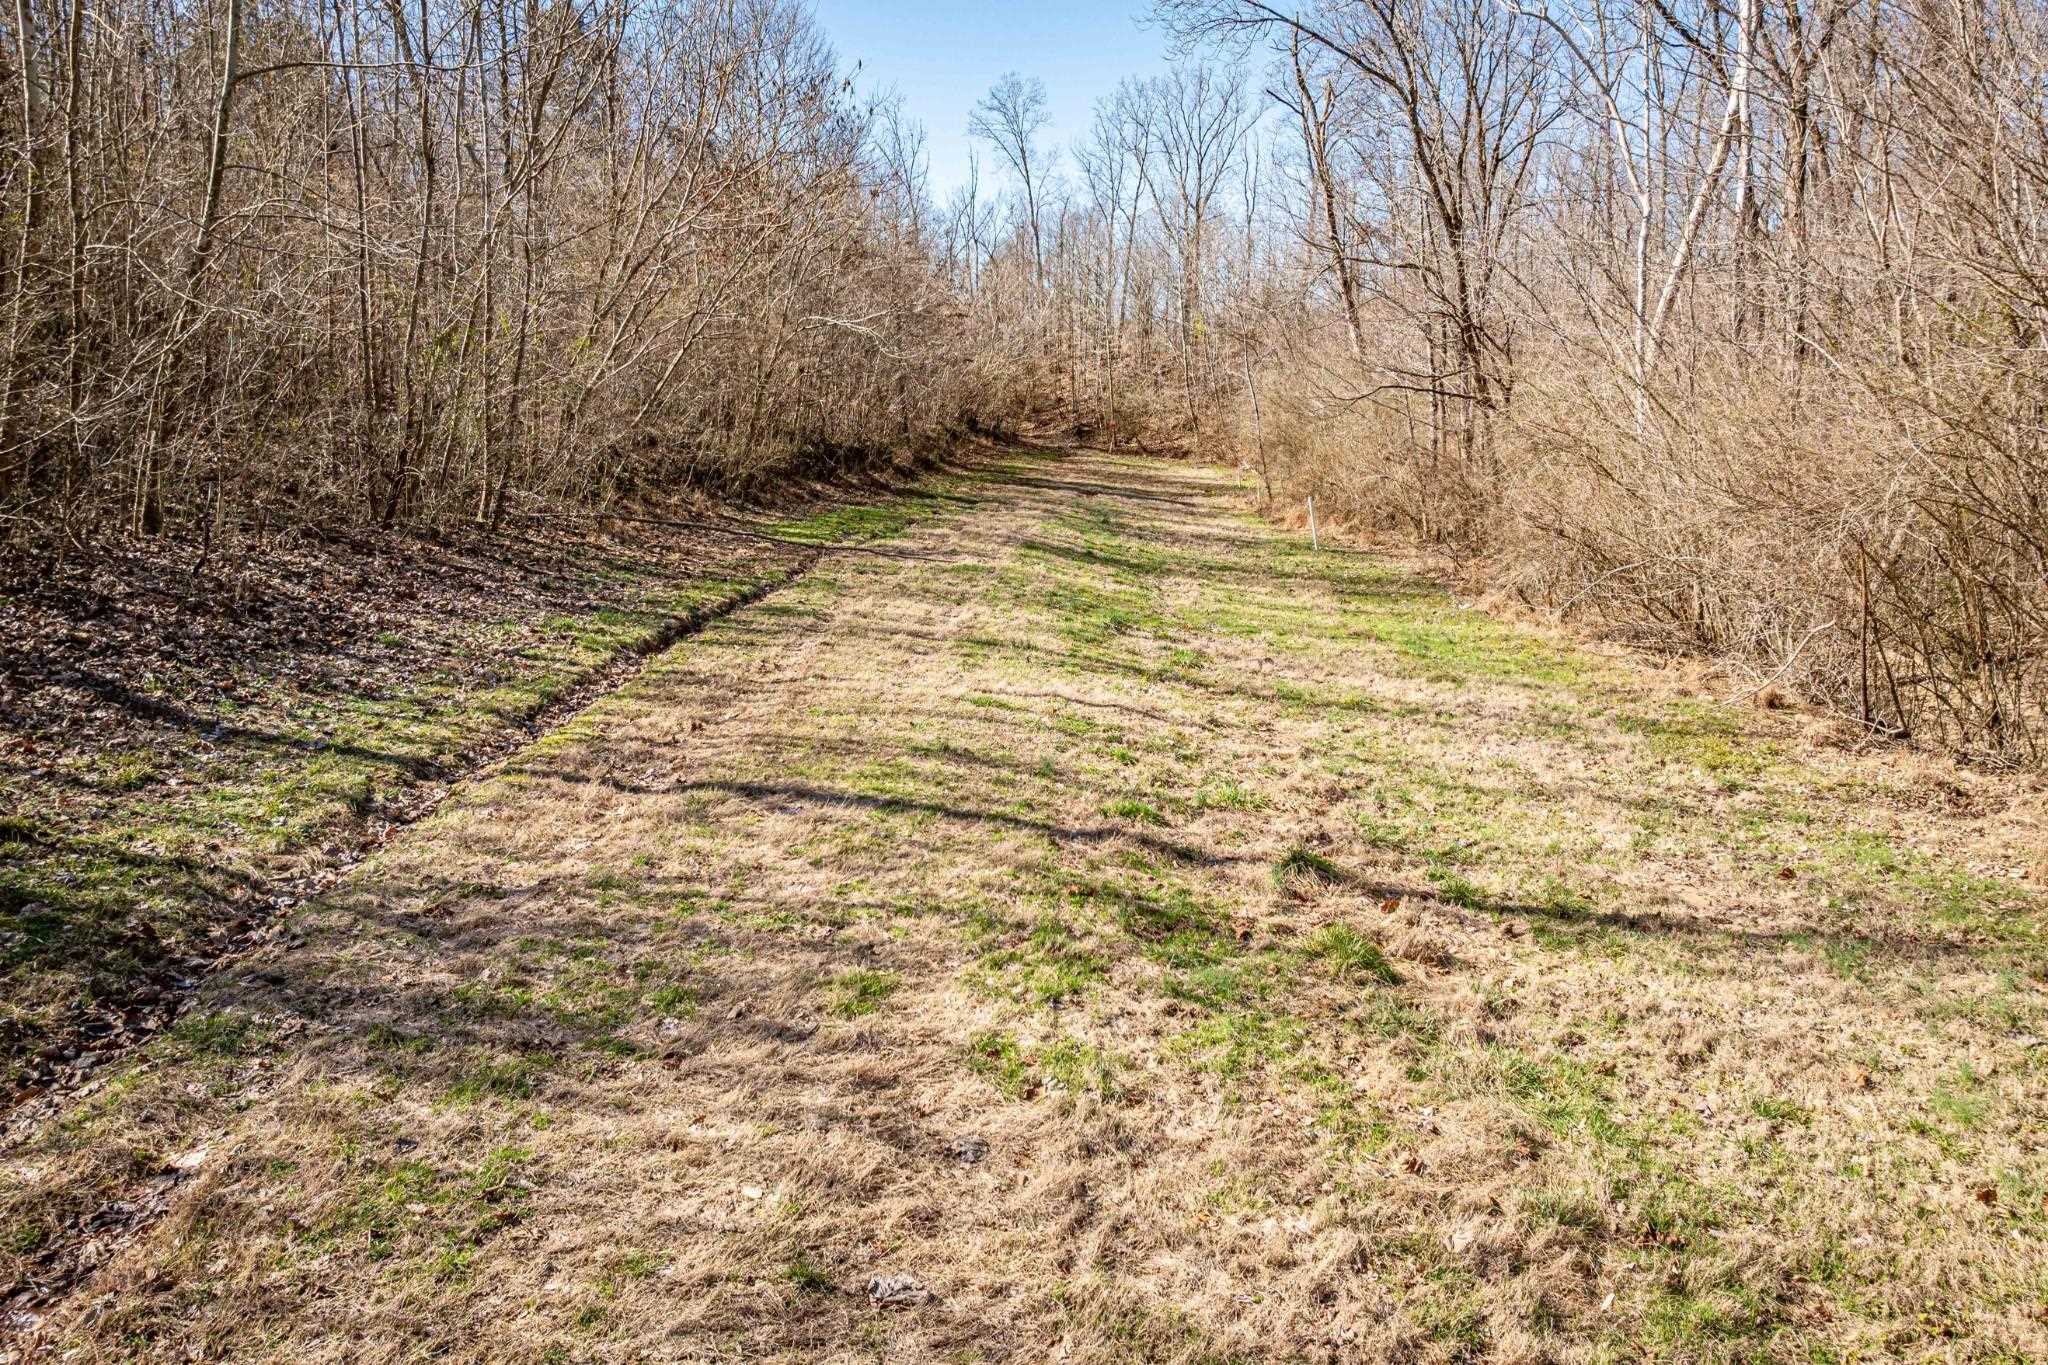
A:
[1158,0,2048,764]
[0,0,1007,538]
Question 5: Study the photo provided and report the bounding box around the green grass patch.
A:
[825,969,900,1018]
[972,914,1109,1006]
[1102,797,1167,827]
[1174,1009,1303,1079]
[782,1255,834,1294]
[1193,780,1267,812]
[1363,612,1581,686]
[1427,865,1491,911]
[967,1029,1120,1101]
[445,1054,552,1106]
[768,491,944,546]
[1619,703,1775,784]
[1305,925,1399,983]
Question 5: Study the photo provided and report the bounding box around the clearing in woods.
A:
[4,440,2046,1361]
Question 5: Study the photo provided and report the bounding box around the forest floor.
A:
[3,437,2047,1363]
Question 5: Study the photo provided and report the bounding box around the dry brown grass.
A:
[3,438,2044,1362]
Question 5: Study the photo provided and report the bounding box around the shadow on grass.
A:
[60,669,446,778]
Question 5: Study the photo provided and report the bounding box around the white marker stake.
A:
[1308,495,1320,551]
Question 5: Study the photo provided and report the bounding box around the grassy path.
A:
[5,442,2045,1362]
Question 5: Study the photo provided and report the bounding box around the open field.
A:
[4,440,2046,1362]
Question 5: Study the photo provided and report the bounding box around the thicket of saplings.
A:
[6,0,2046,765]
[1162,0,2048,767]
[0,0,1021,543]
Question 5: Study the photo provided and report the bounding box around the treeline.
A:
[950,0,2048,764]
[0,0,1002,536]
[10,0,2048,761]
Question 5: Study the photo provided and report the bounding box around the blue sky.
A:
[810,0,1173,199]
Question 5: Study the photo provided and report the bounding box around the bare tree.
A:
[1275,29,1365,363]
[1139,63,1250,442]
[969,72,1055,290]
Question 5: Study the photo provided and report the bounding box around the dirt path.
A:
[4,441,2045,1362]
